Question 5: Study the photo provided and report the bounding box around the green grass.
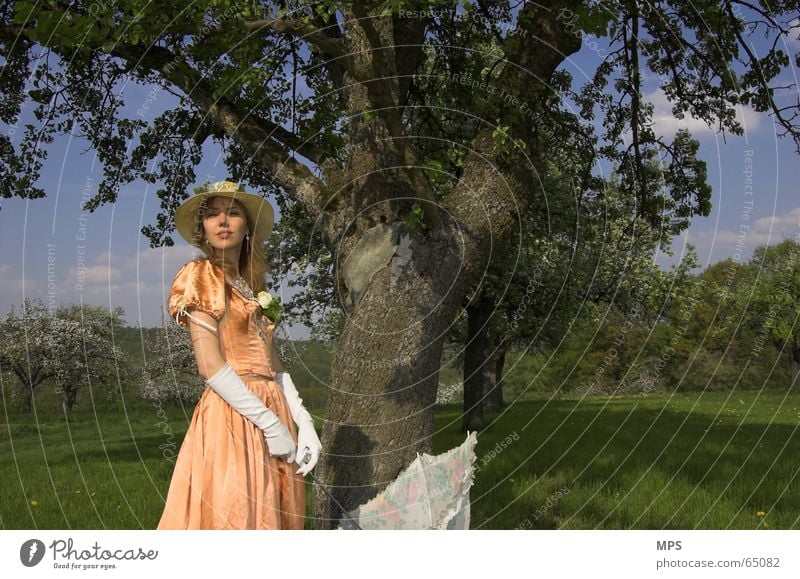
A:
[434,390,800,529]
[2,385,798,529]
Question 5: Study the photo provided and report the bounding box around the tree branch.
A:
[243,11,349,93]
[244,16,350,60]
[112,43,329,216]
[625,6,647,213]
[348,1,406,138]
[723,2,800,151]
[443,0,583,260]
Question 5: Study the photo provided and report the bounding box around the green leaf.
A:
[425,159,443,172]
[34,11,59,40]
[573,5,614,37]
[405,202,427,230]
[12,1,36,25]
[28,88,50,103]
[492,124,509,145]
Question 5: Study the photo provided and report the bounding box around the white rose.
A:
[256,291,273,309]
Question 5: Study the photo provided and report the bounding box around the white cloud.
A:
[70,264,122,285]
[81,279,162,302]
[786,18,800,47]
[89,245,198,278]
[136,245,198,276]
[687,207,800,250]
[647,87,761,139]
[65,245,201,299]
[0,276,40,295]
[0,263,44,304]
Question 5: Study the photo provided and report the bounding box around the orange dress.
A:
[157,257,305,530]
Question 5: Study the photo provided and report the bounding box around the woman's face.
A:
[202,196,249,255]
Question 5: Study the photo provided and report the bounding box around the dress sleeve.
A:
[167,258,227,335]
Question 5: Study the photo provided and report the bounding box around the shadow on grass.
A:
[434,396,800,529]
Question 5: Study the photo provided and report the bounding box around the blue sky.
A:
[1,15,798,332]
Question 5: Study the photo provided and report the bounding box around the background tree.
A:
[56,303,127,340]
[0,298,125,413]
[141,312,205,404]
[457,166,689,427]
[736,240,800,390]
[48,316,126,414]
[0,299,56,412]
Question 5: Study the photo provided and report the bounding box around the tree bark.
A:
[485,347,507,413]
[312,227,470,528]
[13,368,44,413]
[18,384,33,413]
[462,300,506,426]
[462,293,495,431]
[63,385,79,414]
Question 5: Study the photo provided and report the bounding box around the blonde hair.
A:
[193,195,270,294]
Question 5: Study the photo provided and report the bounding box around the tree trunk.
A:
[18,384,33,413]
[309,0,581,528]
[63,385,78,414]
[485,347,506,413]
[13,369,39,413]
[462,294,496,432]
[791,343,800,391]
[311,229,471,528]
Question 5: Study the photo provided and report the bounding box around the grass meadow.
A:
[2,378,798,530]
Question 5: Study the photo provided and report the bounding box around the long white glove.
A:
[275,372,322,476]
[206,362,296,463]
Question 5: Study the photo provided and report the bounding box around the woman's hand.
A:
[295,421,322,476]
[275,372,322,476]
[263,419,297,463]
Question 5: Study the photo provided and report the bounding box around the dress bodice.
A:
[167,258,277,378]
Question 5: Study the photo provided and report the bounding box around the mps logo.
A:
[20,539,46,567]
[656,540,682,551]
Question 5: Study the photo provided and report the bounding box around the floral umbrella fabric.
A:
[337,431,478,530]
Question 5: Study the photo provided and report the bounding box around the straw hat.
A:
[174,181,275,247]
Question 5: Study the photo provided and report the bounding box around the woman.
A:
[157,180,322,530]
